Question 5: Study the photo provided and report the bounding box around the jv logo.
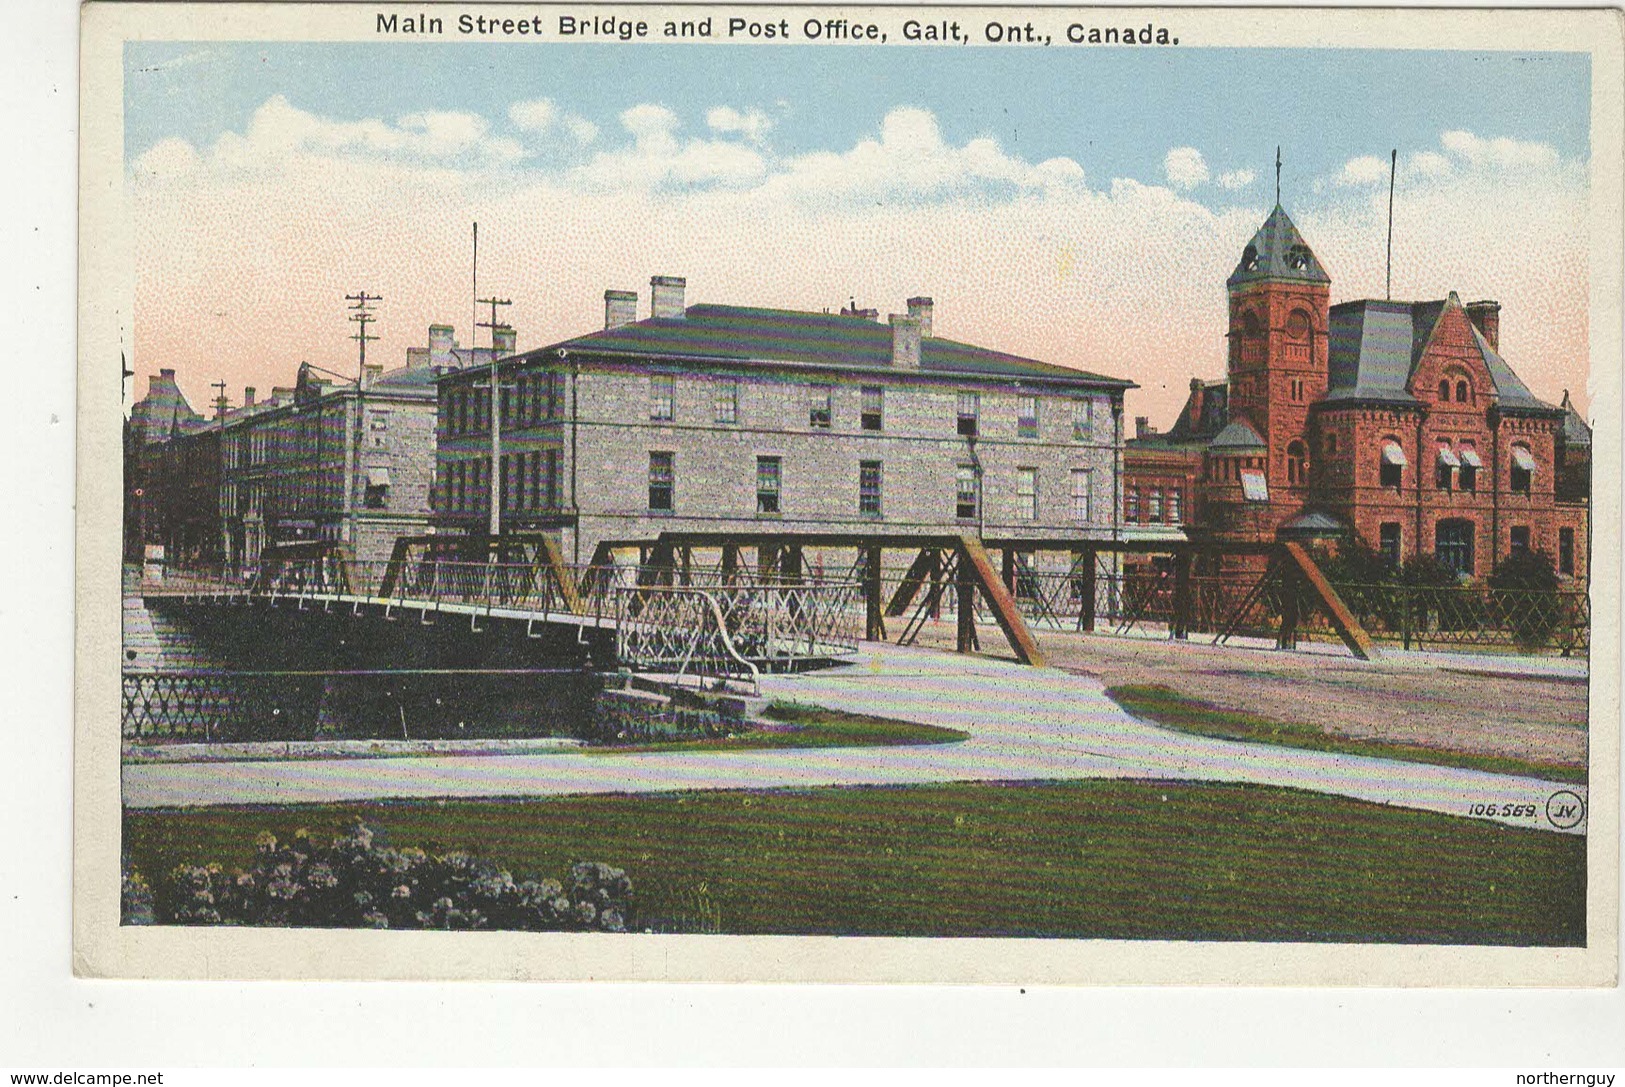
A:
[1545,790,1586,830]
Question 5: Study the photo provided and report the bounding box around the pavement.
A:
[121,643,1589,836]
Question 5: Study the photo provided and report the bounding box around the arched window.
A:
[1438,379,1451,402]
[1286,441,1308,486]
[1509,443,1535,495]
[1456,380,1470,403]
[1380,438,1406,488]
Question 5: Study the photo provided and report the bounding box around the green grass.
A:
[1108,684,1587,785]
[589,701,968,754]
[123,779,1585,944]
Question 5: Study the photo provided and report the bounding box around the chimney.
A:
[889,313,922,370]
[604,289,638,330]
[493,325,517,356]
[1135,416,1151,439]
[1189,377,1205,429]
[159,367,176,378]
[429,324,456,368]
[906,296,934,338]
[361,363,383,388]
[243,386,256,407]
[650,275,686,320]
[1465,300,1501,352]
[272,386,294,403]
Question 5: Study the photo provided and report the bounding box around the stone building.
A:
[1126,203,1590,581]
[432,277,1134,567]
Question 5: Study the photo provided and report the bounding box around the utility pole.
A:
[346,291,382,382]
[477,293,513,538]
[1386,149,1397,301]
[211,378,229,418]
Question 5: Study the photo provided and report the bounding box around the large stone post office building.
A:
[431,277,1134,567]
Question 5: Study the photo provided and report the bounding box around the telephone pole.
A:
[346,291,382,382]
[477,294,513,538]
[211,378,229,419]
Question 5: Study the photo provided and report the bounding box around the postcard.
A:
[77,2,1621,983]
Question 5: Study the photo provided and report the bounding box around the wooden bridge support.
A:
[956,535,1045,667]
[1171,550,1193,641]
[1071,549,1096,632]
[1281,541,1377,660]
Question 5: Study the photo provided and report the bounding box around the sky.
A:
[125,40,1594,426]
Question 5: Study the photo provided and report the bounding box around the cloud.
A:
[131,136,200,181]
[1440,130,1559,170]
[568,103,767,189]
[1337,154,1391,187]
[1216,168,1255,191]
[1163,147,1209,190]
[706,106,773,144]
[765,106,1086,204]
[508,98,557,132]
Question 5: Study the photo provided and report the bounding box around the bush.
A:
[145,821,632,931]
[1489,551,1568,651]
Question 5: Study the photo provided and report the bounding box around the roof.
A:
[1227,204,1331,289]
[1324,295,1557,412]
[1561,392,1592,448]
[1279,510,1347,535]
[1209,419,1266,451]
[501,303,1132,390]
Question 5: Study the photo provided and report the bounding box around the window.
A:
[1148,488,1163,523]
[1017,395,1039,439]
[861,386,884,431]
[1125,488,1140,522]
[1069,470,1092,522]
[809,384,833,429]
[1016,468,1038,521]
[756,456,781,514]
[1456,380,1470,403]
[1290,378,1305,402]
[859,461,882,516]
[1438,379,1451,402]
[1380,440,1406,488]
[1167,487,1182,524]
[957,391,979,437]
[648,452,674,511]
[1380,523,1402,569]
[1072,398,1094,441]
[1509,526,1531,558]
[714,380,738,424]
[1435,519,1475,577]
[650,375,675,421]
[1436,443,1459,491]
[1510,445,1535,495]
[1458,443,1479,492]
[955,465,980,520]
[1325,432,1338,455]
[363,466,389,509]
[543,449,559,509]
[1286,440,1308,486]
[1559,527,1575,575]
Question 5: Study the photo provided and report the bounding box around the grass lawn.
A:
[123,779,1585,944]
[1108,684,1587,785]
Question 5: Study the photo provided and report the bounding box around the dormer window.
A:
[1241,244,1259,271]
[1285,244,1312,271]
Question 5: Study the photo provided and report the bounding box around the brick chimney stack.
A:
[889,314,922,370]
[650,276,686,320]
[604,289,638,330]
[1465,300,1501,352]
[429,324,456,368]
[243,387,256,407]
[1189,378,1206,429]
[493,325,517,356]
[361,363,383,388]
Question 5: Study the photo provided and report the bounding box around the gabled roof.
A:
[130,370,205,442]
[1227,204,1331,289]
[506,303,1132,389]
[1323,296,1557,412]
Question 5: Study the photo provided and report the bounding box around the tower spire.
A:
[1275,146,1282,205]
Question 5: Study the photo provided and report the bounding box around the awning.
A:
[1458,446,1483,468]
[366,466,391,487]
[1239,469,1270,503]
[1436,445,1461,468]
[1381,442,1408,467]
[1510,446,1537,472]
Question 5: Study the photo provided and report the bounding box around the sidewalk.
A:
[121,643,1588,836]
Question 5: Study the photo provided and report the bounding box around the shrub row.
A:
[125,820,632,932]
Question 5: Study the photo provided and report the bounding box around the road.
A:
[122,643,1589,836]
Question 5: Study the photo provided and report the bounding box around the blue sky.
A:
[126,41,1590,200]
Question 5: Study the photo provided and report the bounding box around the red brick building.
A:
[1127,203,1590,581]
